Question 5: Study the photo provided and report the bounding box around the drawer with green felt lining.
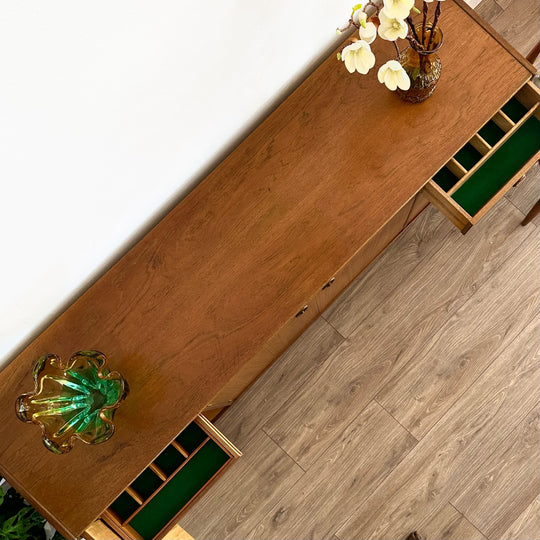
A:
[103,415,241,540]
[425,80,540,233]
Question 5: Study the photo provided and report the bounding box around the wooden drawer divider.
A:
[424,80,540,232]
[102,416,241,540]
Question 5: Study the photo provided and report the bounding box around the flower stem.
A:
[393,41,400,58]
[407,16,422,45]
[422,1,428,46]
[406,34,424,51]
[427,1,441,50]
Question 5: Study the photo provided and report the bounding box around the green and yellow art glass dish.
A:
[15,350,128,454]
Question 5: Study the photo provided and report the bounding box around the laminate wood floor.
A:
[179,3,540,538]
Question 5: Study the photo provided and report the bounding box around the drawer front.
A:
[102,415,241,540]
[315,197,413,314]
[424,80,540,233]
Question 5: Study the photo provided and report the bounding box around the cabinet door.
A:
[206,296,319,409]
[314,197,413,314]
[208,197,414,408]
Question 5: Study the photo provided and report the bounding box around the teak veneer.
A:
[0,1,537,538]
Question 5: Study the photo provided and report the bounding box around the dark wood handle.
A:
[295,305,309,317]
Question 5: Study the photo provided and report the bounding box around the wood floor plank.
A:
[499,495,540,540]
[375,232,540,438]
[452,407,540,539]
[178,430,304,540]
[475,0,504,22]
[506,163,540,228]
[263,198,533,469]
[247,401,416,540]
[215,317,343,447]
[323,206,454,337]
[417,503,487,540]
[489,0,540,56]
[335,315,540,540]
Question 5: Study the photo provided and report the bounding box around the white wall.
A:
[0,1,351,367]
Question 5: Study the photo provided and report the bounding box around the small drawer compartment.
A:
[103,415,241,540]
[424,80,540,233]
[452,116,540,216]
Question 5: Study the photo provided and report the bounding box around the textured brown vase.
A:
[397,23,443,103]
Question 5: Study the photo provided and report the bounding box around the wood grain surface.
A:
[418,504,487,540]
[375,205,539,437]
[182,180,539,540]
[500,496,540,540]
[244,401,416,540]
[0,0,532,537]
[262,199,533,469]
[452,408,540,538]
[336,314,540,540]
[214,317,343,447]
[322,204,455,337]
[180,430,304,540]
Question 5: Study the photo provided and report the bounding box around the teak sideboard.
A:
[1,1,538,539]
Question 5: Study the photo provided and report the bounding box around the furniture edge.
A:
[452,0,537,75]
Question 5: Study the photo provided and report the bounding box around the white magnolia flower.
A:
[352,7,367,26]
[378,9,408,41]
[341,40,376,74]
[382,0,415,19]
[359,21,377,44]
[377,60,411,90]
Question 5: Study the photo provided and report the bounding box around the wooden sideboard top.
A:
[0,1,532,537]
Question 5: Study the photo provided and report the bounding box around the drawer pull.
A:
[322,277,335,290]
[295,305,309,317]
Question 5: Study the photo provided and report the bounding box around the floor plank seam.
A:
[497,490,540,540]
[320,313,348,340]
[414,308,539,447]
[448,399,540,528]
[504,191,529,217]
[381,233,540,440]
[319,213,450,340]
[259,427,308,473]
[330,428,421,539]
[373,398,420,442]
[447,500,489,540]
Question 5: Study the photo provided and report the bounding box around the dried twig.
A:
[426,0,442,50]
[406,16,422,45]
[421,1,428,46]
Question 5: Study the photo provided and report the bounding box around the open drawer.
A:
[102,415,241,540]
[423,80,540,233]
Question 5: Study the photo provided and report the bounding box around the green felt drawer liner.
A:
[433,166,460,191]
[454,143,483,170]
[110,491,139,521]
[453,115,540,216]
[501,96,528,123]
[131,469,163,500]
[478,119,506,146]
[154,445,186,476]
[175,422,207,453]
[128,439,230,540]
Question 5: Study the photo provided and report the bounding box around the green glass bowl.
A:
[15,350,128,454]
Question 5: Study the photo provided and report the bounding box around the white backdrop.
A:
[0,1,351,367]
